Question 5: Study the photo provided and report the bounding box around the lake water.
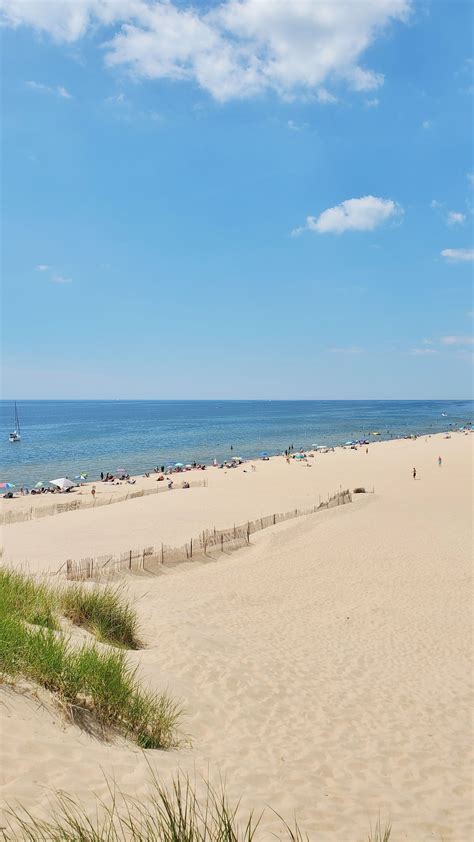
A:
[1,400,472,487]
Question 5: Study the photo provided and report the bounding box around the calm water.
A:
[1,400,472,487]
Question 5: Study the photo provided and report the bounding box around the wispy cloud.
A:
[293,196,402,236]
[330,346,364,355]
[422,119,432,130]
[287,119,308,132]
[430,199,443,209]
[441,248,474,262]
[105,92,126,105]
[35,264,49,272]
[467,172,474,187]
[409,348,438,356]
[26,81,72,99]
[447,211,466,225]
[365,97,380,107]
[51,275,73,284]
[440,335,474,346]
[317,88,338,104]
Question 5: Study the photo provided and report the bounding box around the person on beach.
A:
[100,472,104,481]
[438,456,442,467]
[91,486,96,500]
[167,480,173,490]
[413,468,417,479]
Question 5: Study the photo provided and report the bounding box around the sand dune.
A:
[0,432,472,840]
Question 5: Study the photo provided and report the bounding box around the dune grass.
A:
[59,584,140,649]
[2,771,393,841]
[0,568,140,648]
[0,569,181,749]
[0,567,58,630]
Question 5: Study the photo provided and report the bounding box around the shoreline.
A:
[2,430,472,575]
[1,427,470,518]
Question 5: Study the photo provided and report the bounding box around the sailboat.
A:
[9,402,21,442]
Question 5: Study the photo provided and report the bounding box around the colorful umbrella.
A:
[0,482,15,489]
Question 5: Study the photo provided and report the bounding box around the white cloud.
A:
[410,348,437,356]
[467,172,474,187]
[51,275,73,284]
[4,0,412,103]
[441,248,474,263]
[35,264,49,271]
[26,80,72,98]
[422,119,432,130]
[440,335,474,346]
[105,92,126,104]
[365,97,379,107]
[430,199,442,209]
[287,119,308,132]
[330,346,364,355]
[294,195,402,235]
[447,211,466,225]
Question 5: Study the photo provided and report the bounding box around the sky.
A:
[1,0,473,400]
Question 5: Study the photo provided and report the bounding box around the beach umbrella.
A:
[34,481,47,488]
[0,482,15,489]
[231,456,242,462]
[50,477,75,491]
[295,453,306,459]
[184,464,193,469]
[175,462,184,468]
[116,468,126,474]
[74,475,87,481]
[259,451,268,457]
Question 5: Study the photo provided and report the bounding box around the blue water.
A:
[0,400,472,487]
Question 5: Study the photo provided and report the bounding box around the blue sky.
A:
[1,0,473,399]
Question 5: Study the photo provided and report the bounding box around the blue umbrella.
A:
[175,462,184,468]
[259,451,268,457]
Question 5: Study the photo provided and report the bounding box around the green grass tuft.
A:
[0,569,181,749]
[60,584,140,649]
[0,568,58,629]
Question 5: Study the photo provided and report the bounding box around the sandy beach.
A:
[0,431,472,840]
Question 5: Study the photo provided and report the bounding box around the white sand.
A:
[0,432,472,840]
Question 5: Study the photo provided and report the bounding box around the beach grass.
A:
[0,568,140,648]
[2,771,393,841]
[59,584,140,649]
[0,570,181,749]
[0,567,58,630]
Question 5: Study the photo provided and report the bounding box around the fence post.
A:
[190,538,193,559]
[221,534,224,553]
[161,543,164,565]
[129,550,132,570]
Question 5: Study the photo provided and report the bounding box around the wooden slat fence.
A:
[0,479,208,525]
[65,489,352,581]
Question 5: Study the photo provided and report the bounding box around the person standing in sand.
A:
[91,486,96,500]
[438,456,442,467]
[413,467,417,479]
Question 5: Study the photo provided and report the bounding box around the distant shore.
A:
[2,426,470,518]
[2,429,472,574]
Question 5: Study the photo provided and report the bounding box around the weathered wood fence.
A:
[0,479,208,525]
[65,489,352,581]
